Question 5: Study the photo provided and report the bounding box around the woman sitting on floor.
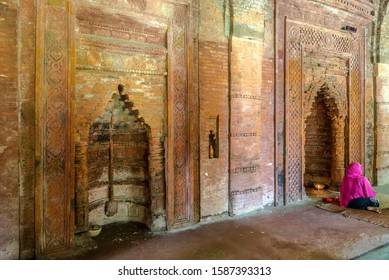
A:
[340,162,381,213]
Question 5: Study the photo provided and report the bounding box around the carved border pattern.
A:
[166,0,199,227]
[279,13,364,204]
[45,4,68,250]
[318,0,374,20]
[285,39,303,202]
[349,49,362,163]
[35,0,74,255]
[285,26,362,201]
[75,65,167,76]
[167,4,190,227]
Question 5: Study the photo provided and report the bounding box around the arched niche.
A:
[303,84,347,189]
[76,86,153,231]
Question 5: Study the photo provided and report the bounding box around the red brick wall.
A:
[198,1,275,217]
[87,96,151,226]
[260,56,275,202]
[304,94,332,186]
[229,38,268,214]
[74,0,171,230]
[0,0,19,259]
[0,0,381,260]
[198,0,229,218]
[199,41,229,217]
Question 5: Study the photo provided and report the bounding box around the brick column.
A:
[331,116,346,187]
[228,2,266,215]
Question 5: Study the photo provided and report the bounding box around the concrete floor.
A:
[58,188,389,260]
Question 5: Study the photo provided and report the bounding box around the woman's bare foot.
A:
[367,206,382,213]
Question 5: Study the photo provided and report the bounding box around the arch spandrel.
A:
[303,78,348,120]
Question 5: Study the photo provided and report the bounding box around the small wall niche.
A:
[208,115,219,159]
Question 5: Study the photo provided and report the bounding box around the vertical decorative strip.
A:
[286,34,303,203]
[19,0,36,259]
[190,0,200,223]
[274,4,285,206]
[349,46,361,164]
[35,0,74,256]
[167,3,192,229]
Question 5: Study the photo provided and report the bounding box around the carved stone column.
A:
[331,116,346,187]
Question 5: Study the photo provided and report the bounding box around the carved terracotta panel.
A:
[73,0,199,231]
[35,0,74,256]
[167,3,191,228]
[275,0,372,204]
[165,0,200,229]
[19,0,37,259]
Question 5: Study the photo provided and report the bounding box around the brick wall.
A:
[259,1,275,206]
[374,63,389,184]
[228,1,274,214]
[378,9,389,63]
[0,0,382,260]
[87,95,151,226]
[229,37,266,214]
[199,40,229,217]
[304,94,332,186]
[199,0,229,218]
[0,0,19,259]
[374,9,389,185]
[198,0,275,217]
[74,0,171,230]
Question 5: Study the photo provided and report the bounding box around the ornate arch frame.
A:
[303,80,347,188]
[275,0,373,205]
[33,0,200,258]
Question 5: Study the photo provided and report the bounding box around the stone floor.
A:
[55,187,389,260]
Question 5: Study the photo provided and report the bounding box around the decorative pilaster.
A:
[331,116,346,187]
[35,0,75,256]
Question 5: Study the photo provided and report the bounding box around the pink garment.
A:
[340,162,376,207]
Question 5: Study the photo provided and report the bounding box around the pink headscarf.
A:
[340,162,376,207]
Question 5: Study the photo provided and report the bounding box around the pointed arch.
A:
[303,82,347,188]
[304,77,348,120]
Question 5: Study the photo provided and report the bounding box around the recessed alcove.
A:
[304,92,332,187]
[86,91,151,228]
